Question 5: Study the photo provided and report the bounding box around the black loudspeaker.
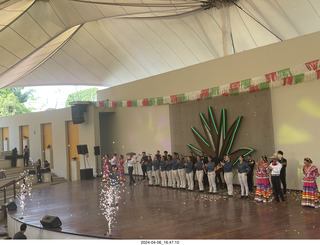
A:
[71,105,84,124]
[5,201,17,211]
[71,104,88,124]
[94,146,100,156]
[28,170,36,175]
[40,215,62,228]
[77,144,88,155]
[80,168,93,180]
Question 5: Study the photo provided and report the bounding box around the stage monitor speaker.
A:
[77,144,88,155]
[80,168,93,180]
[5,201,17,211]
[94,146,100,156]
[40,215,62,229]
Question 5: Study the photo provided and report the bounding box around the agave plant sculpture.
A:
[187,107,254,165]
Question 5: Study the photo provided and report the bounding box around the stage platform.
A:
[7,176,320,239]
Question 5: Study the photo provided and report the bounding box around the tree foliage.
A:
[65,88,98,107]
[0,87,35,116]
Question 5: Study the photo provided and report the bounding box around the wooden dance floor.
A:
[9,176,320,239]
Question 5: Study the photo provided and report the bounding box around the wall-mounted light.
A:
[47,144,51,149]
[23,136,29,139]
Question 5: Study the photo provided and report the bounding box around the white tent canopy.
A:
[0,0,319,88]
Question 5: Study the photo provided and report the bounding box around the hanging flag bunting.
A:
[305,59,319,71]
[265,72,278,83]
[277,68,292,80]
[220,84,230,96]
[229,81,240,95]
[157,97,164,105]
[177,94,186,103]
[88,58,320,109]
[283,76,294,86]
[241,79,252,90]
[142,99,149,106]
[210,87,220,97]
[199,88,210,100]
[170,95,177,104]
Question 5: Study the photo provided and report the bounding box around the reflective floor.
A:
[8,176,320,239]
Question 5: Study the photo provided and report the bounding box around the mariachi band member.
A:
[140,152,148,180]
[195,155,204,192]
[246,154,255,193]
[185,156,194,191]
[177,154,186,189]
[171,152,180,189]
[166,155,173,188]
[221,155,234,196]
[146,155,153,186]
[153,155,161,186]
[205,156,218,194]
[268,154,285,203]
[160,155,167,187]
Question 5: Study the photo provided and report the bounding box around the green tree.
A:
[0,87,35,116]
[65,88,98,107]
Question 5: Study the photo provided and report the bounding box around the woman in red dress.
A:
[102,154,110,180]
[254,156,273,202]
[117,154,125,182]
[302,157,320,208]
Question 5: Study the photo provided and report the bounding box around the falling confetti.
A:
[16,171,33,219]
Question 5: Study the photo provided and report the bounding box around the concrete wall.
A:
[99,105,172,176]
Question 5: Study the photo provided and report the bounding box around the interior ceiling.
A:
[0,0,319,89]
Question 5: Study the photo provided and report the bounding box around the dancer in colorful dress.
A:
[254,156,273,203]
[102,154,110,180]
[301,157,320,208]
[117,154,125,182]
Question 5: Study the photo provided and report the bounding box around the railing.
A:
[0,176,25,216]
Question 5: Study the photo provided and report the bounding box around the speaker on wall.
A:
[5,201,17,211]
[94,146,100,156]
[40,215,62,228]
[71,104,88,124]
[77,145,88,155]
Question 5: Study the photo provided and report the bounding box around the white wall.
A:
[271,79,320,190]
[0,108,71,179]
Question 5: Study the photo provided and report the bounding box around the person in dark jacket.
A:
[13,224,27,239]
